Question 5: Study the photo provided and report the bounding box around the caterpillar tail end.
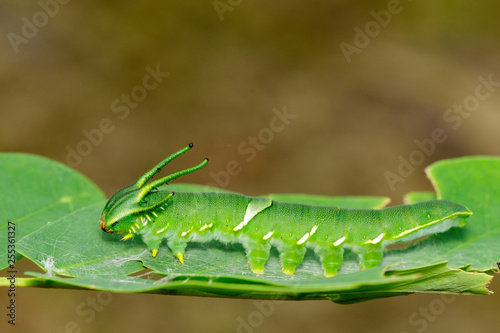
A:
[175,253,184,265]
[282,268,295,276]
[151,249,158,258]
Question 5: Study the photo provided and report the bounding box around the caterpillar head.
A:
[100,185,173,235]
[99,143,208,238]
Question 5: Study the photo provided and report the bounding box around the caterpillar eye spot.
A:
[111,221,118,228]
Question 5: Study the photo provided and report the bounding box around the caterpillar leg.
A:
[278,245,307,275]
[167,240,188,264]
[141,233,162,258]
[314,246,344,277]
[356,244,384,270]
[242,240,271,274]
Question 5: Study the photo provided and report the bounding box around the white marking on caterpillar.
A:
[297,233,310,245]
[146,214,152,222]
[199,223,213,231]
[141,217,147,226]
[369,233,384,244]
[233,221,245,231]
[235,198,272,232]
[263,231,274,240]
[233,210,255,231]
[396,226,420,238]
[181,227,193,237]
[233,211,253,231]
[333,236,346,247]
[156,226,168,234]
[310,225,318,236]
[153,212,158,217]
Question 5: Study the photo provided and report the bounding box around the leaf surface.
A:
[0,153,105,270]
[1,154,498,302]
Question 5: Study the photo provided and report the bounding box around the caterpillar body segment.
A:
[100,144,472,277]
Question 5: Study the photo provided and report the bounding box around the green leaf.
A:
[328,262,492,304]
[1,261,488,302]
[371,157,500,274]
[16,203,144,277]
[0,153,105,270]
[1,154,498,303]
[16,197,390,280]
[404,191,436,203]
[424,156,500,272]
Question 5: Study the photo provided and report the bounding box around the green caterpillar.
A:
[100,144,472,277]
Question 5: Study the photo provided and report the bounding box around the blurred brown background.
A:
[1,1,500,332]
